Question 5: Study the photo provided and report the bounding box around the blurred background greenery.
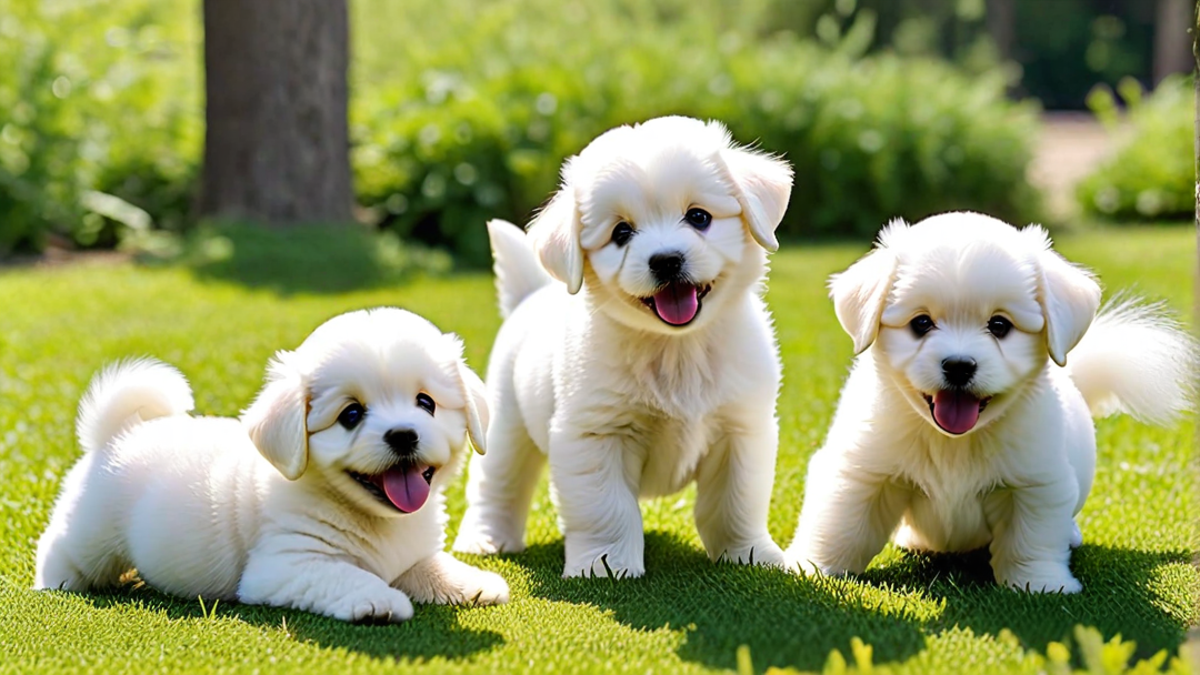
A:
[0,0,1192,267]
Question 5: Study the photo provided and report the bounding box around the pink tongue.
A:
[652,282,699,325]
[932,390,981,435]
[381,465,432,513]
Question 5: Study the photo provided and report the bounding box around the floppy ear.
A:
[457,362,490,455]
[1027,230,1101,366]
[717,145,794,252]
[829,246,898,355]
[526,186,584,294]
[241,353,309,480]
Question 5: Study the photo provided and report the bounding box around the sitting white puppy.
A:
[786,212,1195,593]
[452,116,794,578]
[35,308,508,621]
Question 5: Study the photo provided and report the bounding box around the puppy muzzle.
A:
[347,435,438,514]
[639,252,713,327]
[922,388,992,435]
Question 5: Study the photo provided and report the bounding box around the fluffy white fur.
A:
[35,308,508,621]
[453,116,795,578]
[785,212,1197,593]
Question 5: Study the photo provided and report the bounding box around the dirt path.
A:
[1028,112,1123,221]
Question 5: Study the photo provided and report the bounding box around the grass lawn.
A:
[0,224,1194,674]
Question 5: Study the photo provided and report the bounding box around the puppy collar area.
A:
[924,390,991,435]
[348,465,435,513]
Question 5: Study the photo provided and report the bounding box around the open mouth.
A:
[347,464,437,513]
[640,281,712,326]
[922,391,992,435]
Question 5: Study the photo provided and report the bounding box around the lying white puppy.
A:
[35,308,508,621]
[786,212,1195,593]
[452,116,794,578]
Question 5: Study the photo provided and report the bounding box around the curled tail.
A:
[488,219,552,319]
[76,358,194,453]
[1064,296,1197,426]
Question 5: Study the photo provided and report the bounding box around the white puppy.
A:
[452,116,794,578]
[35,308,509,621]
[786,212,1196,593]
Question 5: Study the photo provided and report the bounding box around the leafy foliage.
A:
[351,0,1041,266]
[0,0,201,254]
[1,0,1039,264]
[1076,75,1192,222]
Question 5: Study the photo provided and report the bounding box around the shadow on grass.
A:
[512,531,929,672]
[860,543,1195,662]
[136,221,453,295]
[77,583,504,661]
[509,532,1193,671]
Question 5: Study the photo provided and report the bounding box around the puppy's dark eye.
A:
[338,402,365,429]
[987,316,1013,338]
[684,208,712,231]
[909,315,935,337]
[416,392,436,416]
[611,222,634,247]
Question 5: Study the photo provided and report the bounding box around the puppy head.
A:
[241,308,488,517]
[831,211,1101,436]
[527,116,793,333]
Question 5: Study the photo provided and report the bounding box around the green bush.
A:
[1076,75,1192,222]
[3,0,1040,264]
[0,0,201,255]
[352,0,1041,266]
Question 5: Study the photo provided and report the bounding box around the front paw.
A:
[457,568,510,606]
[783,548,821,576]
[783,545,851,578]
[333,589,415,623]
[718,541,787,569]
[563,551,645,579]
[994,561,1082,594]
[452,529,525,556]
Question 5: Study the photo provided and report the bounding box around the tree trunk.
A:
[984,0,1015,64]
[1155,0,1193,84]
[199,0,353,224]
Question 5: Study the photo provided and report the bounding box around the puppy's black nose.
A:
[941,357,977,387]
[384,428,419,456]
[649,252,685,282]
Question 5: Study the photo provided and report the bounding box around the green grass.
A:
[0,225,1194,674]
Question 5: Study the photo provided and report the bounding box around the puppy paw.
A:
[452,529,525,556]
[718,541,787,569]
[332,589,415,623]
[782,546,858,579]
[782,549,823,576]
[994,562,1082,594]
[562,552,645,580]
[394,552,510,606]
[459,569,510,606]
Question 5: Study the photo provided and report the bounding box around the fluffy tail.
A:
[76,358,194,453]
[1064,296,1198,425]
[488,219,552,319]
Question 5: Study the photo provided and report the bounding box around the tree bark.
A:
[199,0,353,224]
[1155,0,1193,84]
[984,0,1015,64]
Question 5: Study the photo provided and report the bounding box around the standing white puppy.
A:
[35,308,508,621]
[452,116,794,578]
[786,212,1196,593]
